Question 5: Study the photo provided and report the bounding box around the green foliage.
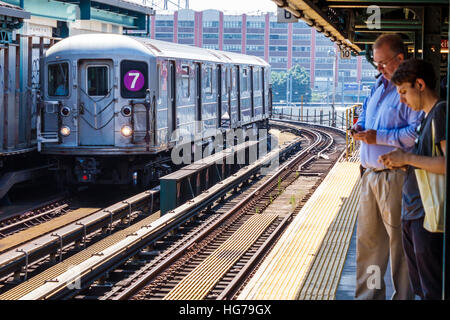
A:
[271,65,311,103]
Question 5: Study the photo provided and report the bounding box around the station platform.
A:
[239,150,364,300]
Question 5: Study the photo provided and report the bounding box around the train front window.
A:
[48,63,69,97]
[87,66,109,96]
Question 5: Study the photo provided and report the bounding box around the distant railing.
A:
[271,103,362,159]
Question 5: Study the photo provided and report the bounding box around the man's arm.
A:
[375,104,422,149]
[379,144,446,175]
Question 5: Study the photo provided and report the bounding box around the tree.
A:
[270,65,311,103]
[288,65,311,103]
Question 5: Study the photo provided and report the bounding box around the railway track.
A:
[126,125,338,300]
[0,122,346,300]
[0,198,69,238]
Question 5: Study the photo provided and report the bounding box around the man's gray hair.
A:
[373,34,406,56]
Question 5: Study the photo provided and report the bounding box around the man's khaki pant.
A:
[355,168,414,300]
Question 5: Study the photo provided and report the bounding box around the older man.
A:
[352,34,422,300]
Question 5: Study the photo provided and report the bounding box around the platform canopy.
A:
[271,0,449,57]
[0,1,30,43]
[2,0,155,30]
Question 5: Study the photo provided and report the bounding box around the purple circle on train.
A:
[124,70,145,91]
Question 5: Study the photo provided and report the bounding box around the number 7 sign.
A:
[124,70,145,91]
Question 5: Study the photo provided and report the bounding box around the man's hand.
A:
[353,129,377,144]
[378,148,410,169]
[348,124,363,137]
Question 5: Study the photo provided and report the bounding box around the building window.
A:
[224,21,242,28]
[203,21,219,28]
[179,33,194,39]
[155,20,173,27]
[269,22,287,29]
[269,34,288,40]
[246,21,264,28]
[203,33,219,39]
[269,46,287,52]
[247,34,264,40]
[155,33,173,39]
[224,33,242,40]
[179,20,194,27]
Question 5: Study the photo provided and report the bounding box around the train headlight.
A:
[60,126,71,136]
[61,106,71,117]
[121,125,133,137]
[121,106,132,117]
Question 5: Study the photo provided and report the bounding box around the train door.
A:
[261,67,266,115]
[157,60,169,146]
[219,65,230,128]
[230,65,239,128]
[250,66,255,119]
[78,60,115,146]
[253,66,263,119]
[239,66,251,124]
[168,60,177,141]
[201,63,217,132]
[195,62,202,133]
[217,65,222,128]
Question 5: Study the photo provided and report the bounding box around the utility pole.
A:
[328,48,337,127]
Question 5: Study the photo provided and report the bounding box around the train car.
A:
[38,33,271,186]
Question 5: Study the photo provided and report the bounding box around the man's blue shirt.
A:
[357,76,423,169]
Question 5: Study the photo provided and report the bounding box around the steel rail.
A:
[113,127,333,300]
[4,130,306,300]
[0,188,159,280]
[1,122,340,300]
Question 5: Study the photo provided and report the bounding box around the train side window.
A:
[204,66,213,95]
[242,68,248,92]
[253,67,260,91]
[48,62,69,97]
[87,66,109,96]
[232,67,237,93]
[181,65,190,98]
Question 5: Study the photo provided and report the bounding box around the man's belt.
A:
[359,165,391,177]
[371,168,391,173]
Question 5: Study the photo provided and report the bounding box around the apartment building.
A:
[148,9,377,102]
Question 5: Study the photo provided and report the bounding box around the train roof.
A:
[45,33,269,67]
[137,37,269,67]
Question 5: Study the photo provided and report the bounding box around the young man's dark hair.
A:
[391,58,437,90]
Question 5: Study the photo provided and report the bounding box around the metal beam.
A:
[0,6,30,19]
[422,6,442,94]
[326,0,449,4]
[80,0,91,20]
[445,0,450,302]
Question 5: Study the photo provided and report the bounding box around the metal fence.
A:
[0,33,60,155]
[271,104,362,130]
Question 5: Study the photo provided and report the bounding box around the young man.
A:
[352,34,421,300]
[379,58,447,299]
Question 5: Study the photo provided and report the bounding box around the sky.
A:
[132,0,278,14]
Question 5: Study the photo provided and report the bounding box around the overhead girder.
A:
[272,0,449,57]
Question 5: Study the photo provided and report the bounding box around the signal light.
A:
[61,106,71,117]
[121,106,132,117]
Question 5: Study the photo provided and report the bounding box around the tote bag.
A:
[414,120,445,233]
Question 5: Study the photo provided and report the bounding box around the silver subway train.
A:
[39,33,272,185]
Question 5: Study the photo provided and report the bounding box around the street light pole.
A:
[328,48,337,127]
